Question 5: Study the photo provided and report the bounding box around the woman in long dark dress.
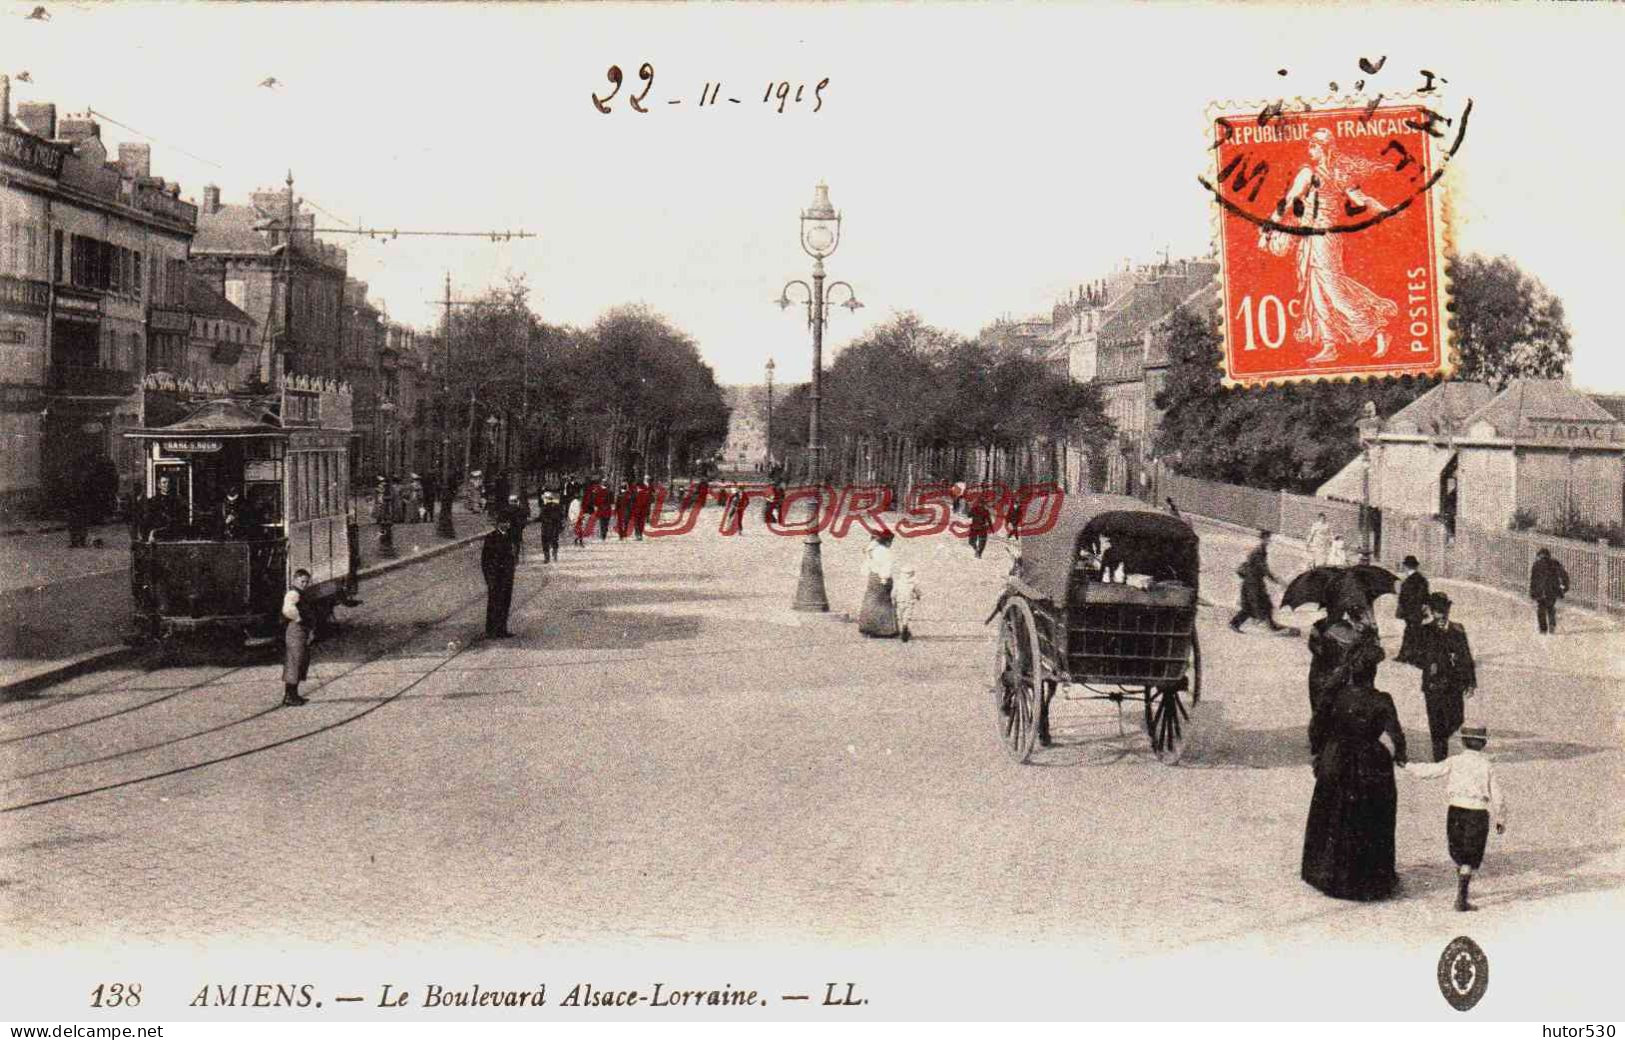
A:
[1301,636,1408,901]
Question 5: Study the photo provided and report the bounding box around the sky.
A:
[3,1,1622,392]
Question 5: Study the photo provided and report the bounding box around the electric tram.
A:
[123,375,360,647]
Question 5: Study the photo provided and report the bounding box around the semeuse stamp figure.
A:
[1207,98,1461,386]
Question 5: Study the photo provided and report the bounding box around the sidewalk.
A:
[1186,513,1625,683]
[0,499,492,696]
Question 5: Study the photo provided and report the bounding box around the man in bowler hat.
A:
[481,516,518,638]
[1529,547,1570,634]
[1394,555,1429,665]
[1417,591,1476,763]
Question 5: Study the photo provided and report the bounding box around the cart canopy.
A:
[1016,493,1199,602]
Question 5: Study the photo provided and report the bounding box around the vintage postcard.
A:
[0,1,1621,1031]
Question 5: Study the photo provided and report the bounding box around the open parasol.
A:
[1282,565,1399,616]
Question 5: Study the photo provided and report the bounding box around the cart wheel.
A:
[1143,684,1193,765]
[992,599,1042,764]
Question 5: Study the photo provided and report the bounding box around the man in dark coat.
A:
[538,492,564,562]
[630,483,649,540]
[967,497,993,559]
[219,485,254,540]
[1230,529,1286,632]
[504,491,530,550]
[1529,547,1570,634]
[481,517,518,638]
[1416,591,1475,763]
[140,475,186,541]
[1394,555,1429,665]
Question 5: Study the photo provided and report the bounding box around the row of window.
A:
[0,221,186,305]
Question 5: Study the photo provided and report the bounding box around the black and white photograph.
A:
[0,1,1621,1028]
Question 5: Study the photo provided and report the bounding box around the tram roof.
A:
[124,398,285,439]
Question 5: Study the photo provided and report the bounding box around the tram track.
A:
[0,555,553,815]
[0,549,479,735]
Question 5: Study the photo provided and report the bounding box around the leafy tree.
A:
[1448,254,1572,391]
[1153,252,1572,492]
[1154,305,1432,492]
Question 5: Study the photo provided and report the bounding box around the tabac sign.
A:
[1518,418,1625,448]
[0,125,64,179]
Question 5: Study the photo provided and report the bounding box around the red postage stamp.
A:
[1207,98,1461,387]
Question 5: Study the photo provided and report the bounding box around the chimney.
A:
[15,101,56,139]
[202,184,220,214]
[117,142,151,179]
[57,112,101,143]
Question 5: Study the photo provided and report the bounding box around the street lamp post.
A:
[765,357,775,475]
[1357,401,1381,564]
[777,182,864,613]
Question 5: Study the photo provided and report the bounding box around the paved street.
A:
[1,502,1620,968]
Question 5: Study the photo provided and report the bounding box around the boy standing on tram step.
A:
[281,569,314,707]
[1403,725,1506,911]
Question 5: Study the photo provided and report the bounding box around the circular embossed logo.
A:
[1437,936,1489,1011]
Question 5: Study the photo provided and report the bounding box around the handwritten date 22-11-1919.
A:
[592,64,828,114]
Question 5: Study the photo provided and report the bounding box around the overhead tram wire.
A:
[84,108,225,169]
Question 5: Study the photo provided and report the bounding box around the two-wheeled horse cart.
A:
[991,495,1203,764]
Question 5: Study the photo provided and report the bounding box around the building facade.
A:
[341,278,382,485]
[1,84,198,515]
[1321,379,1625,534]
[189,182,347,389]
[720,384,770,473]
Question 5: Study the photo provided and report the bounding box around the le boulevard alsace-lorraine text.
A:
[187,981,870,1010]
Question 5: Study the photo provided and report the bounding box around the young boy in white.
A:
[1403,725,1506,911]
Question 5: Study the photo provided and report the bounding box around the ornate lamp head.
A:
[800,181,841,259]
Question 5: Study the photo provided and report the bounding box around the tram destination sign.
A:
[161,439,223,453]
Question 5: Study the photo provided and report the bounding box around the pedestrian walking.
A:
[967,497,993,559]
[1415,591,1476,763]
[1529,547,1570,634]
[1326,534,1350,567]
[505,491,530,550]
[1306,615,1381,745]
[482,517,518,638]
[952,480,968,517]
[1230,529,1287,633]
[1306,512,1332,568]
[1301,635,1407,902]
[567,492,585,548]
[281,568,314,706]
[539,491,564,562]
[631,484,649,540]
[857,528,903,639]
[1402,724,1507,912]
[1394,555,1429,665]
